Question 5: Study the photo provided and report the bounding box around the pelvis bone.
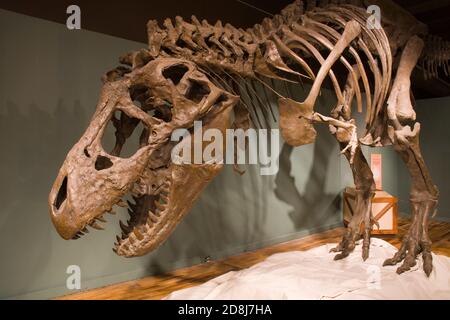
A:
[49,57,238,256]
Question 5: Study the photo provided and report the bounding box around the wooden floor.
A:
[59,218,450,300]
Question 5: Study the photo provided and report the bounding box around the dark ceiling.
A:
[0,0,292,43]
[1,0,449,43]
[1,0,449,98]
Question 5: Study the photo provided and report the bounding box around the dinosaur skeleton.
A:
[49,0,444,276]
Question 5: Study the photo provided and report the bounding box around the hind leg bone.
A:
[383,36,439,276]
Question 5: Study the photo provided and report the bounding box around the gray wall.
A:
[397,96,450,221]
[0,9,349,299]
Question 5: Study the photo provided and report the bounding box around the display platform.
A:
[165,238,450,300]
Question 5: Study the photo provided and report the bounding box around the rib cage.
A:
[422,35,450,79]
[139,1,393,137]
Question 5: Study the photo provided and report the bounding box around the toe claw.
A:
[424,265,432,277]
[424,264,432,277]
[329,246,340,253]
[382,259,390,266]
[362,250,369,261]
[383,258,395,266]
[334,252,349,260]
[396,266,407,274]
[396,256,416,274]
[422,250,433,277]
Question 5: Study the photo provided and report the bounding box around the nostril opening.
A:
[55,177,68,210]
[95,155,113,171]
[84,148,91,158]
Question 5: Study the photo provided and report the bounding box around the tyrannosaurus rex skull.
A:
[49,57,238,256]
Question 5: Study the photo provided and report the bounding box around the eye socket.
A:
[162,64,189,85]
[185,80,211,103]
[129,84,150,103]
[101,111,149,159]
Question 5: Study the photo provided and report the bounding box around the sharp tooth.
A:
[149,211,158,223]
[116,235,121,243]
[117,199,127,207]
[112,248,118,253]
[73,235,80,239]
[160,194,169,203]
[96,216,107,222]
[121,233,127,240]
[155,200,166,210]
[127,200,137,212]
[133,228,144,240]
[120,220,131,233]
[91,222,104,230]
[82,227,89,233]
[127,209,135,217]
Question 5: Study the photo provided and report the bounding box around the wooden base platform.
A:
[59,217,450,300]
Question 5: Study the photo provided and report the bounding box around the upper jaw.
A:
[48,175,119,240]
[48,146,157,241]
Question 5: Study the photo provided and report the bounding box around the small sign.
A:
[371,153,382,190]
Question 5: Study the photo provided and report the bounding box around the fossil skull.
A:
[49,57,238,256]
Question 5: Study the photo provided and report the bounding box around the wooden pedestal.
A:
[343,187,398,235]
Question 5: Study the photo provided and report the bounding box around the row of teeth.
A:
[71,178,171,251]
[113,179,171,252]
[71,211,114,239]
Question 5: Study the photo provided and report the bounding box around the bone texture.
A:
[49,0,441,276]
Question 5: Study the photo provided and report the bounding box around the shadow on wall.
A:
[142,84,344,281]
[275,143,341,230]
[144,123,343,285]
[144,158,275,275]
[0,99,88,297]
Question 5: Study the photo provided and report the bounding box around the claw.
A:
[383,258,395,266]
[362,248,369,261]
[334,252,350,260]
[384,235,433,276]
[422,244,433,277]
[362,230,370,261]
[396,255,416,274]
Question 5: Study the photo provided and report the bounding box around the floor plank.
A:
[59,217,450,300]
